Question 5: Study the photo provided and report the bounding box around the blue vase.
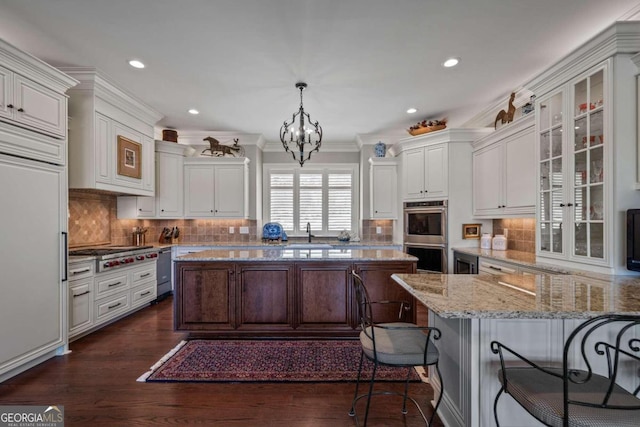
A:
[374,141,386,157]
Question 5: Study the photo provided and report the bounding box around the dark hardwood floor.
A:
[0,297,443,426]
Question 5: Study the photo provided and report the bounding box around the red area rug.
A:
[139,340,422,383]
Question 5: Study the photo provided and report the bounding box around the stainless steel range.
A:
[69,245,159,272]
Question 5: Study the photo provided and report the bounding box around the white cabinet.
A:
[473,114,535,217]
[536,64,610,267]
[0,64,67,138]
[368,157,397,219]
[403,143,447,200]
[68,260,94,339]
[184,157,249,218]
[117,140,188,219]
[62,68,163,197]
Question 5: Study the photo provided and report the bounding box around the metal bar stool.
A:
[348,270,443,426]
[491,314,640,426]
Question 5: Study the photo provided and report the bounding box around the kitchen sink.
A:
[285,243,333,249]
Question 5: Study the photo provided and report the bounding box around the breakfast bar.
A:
[391,273,640,427]
[174,248,417,338]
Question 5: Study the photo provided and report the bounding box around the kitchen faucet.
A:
[306,222,314,243]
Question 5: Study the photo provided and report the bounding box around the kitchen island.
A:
[174,248,417,338]
[391,273,640,427]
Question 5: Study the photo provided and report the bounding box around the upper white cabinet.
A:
[117,140,189,219]
[0,39,77,164]
[472,114,535,217]
[402,143,448,201]
[62,68,163,196]
[184,157,249,218]
[369,157,397,219]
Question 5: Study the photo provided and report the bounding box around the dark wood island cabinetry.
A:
[174,249,417,338]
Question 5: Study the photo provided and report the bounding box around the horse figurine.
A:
[201,137,242,157]
[494,92,516,129]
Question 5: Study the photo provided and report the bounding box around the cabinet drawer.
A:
[95,273,129,297]
[131,282,156,307]
[479,260,518,275]
[95,294,129,322]
[69,280,93,336]
[68,261,94,281]
[132,266,156,285]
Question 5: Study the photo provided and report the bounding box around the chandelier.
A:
[280,82,323,167]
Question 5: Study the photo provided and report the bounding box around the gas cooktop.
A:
[69,245,153,256]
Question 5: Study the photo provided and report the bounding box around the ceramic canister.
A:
[480,233,492,249]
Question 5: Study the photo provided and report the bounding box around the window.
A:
[264,164,358,235]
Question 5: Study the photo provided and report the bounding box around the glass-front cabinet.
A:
[536,62,608,266]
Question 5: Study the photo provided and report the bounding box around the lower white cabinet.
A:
[472,114,535,217]
[68,260,95,338]
[68,260,157,340]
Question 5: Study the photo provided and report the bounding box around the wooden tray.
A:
[408,124,446,136]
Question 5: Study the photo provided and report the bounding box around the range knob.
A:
[103,262,110,268]
[136,255,144,260]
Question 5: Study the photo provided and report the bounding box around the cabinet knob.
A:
[375,210,378,213]
[138,208,142,211]
[210,210,213,212]
[567,203,574,207]
[17,108,24,112]
[7,104,13,109]
[161,209,165,212]
[560,203,566,207]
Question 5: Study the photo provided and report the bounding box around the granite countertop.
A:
[69,255,95,264]
[159,240,400,248]
[392,273,640,319]
[175,248,416,262]
[451,247,572,272]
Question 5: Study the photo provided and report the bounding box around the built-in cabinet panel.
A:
[473,114,535,217]
[403,143,448,201]
[184,157,249,218]
[369,157,397,219]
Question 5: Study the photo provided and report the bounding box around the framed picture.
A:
[462,223,481,239]
[117,135,142,179]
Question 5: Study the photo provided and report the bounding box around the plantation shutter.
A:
[270,173,294,230]
[299,173,323,231]
[328,173,352,231]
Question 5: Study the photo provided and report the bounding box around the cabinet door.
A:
[13,74,66,137]
[0,65,12,120]
[157,152,184,217]
[175,262,235,330]
[237,263,295,330]
[184,165,215,217]
[403,148,426,199]
[354,262,416,324]
[296,262,354,332]
[473,143,504,215]
[69,279,93,337]
[504,127,536,213]
[537,91,565,255]
[136,196,155,217]
[424,143,448,198]
[370,164,397,219]
[214,164,246,217]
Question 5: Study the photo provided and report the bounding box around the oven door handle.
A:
[404,207,446,213]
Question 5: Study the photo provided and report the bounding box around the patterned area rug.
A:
[138,340,422,383]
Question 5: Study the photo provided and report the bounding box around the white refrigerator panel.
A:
[0,153,66,378]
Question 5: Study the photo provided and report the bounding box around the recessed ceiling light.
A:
[443,57,460,68]
[128,59,145,69]
[407,108,418,114]
[188,109,199,115]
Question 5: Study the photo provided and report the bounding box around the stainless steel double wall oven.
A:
[403,200,448,273]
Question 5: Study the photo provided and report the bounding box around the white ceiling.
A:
[1,0,639,146]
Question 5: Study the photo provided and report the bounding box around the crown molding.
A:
[262,139,360,152]
[0,37,78,93]
[355,133,407,149]
[162,129,266,149]
[59,66,163,125]
[390,128,493,156]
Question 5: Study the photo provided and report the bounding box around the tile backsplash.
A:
[361,219,394,243]
[68,190,113,246]
[492,218,536,253]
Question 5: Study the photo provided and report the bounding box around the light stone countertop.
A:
[175,248,416,262]
[451,247,571,273]
[392,273,640,319]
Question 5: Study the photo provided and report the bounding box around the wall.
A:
[68,190,258,247]
[492,218,536,253]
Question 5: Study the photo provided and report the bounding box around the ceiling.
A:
[1,0,639,146]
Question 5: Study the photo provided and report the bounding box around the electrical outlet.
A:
[229,226,235,234]
[376,226,382,234]
[240,226,249,234]
[504,228,509,238]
